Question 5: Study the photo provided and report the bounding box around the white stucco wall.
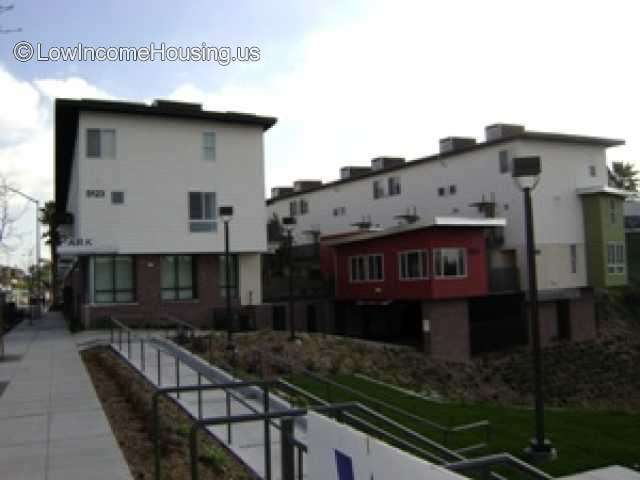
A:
[67,111,268,254]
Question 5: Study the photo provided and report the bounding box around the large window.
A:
[607,242,625,275]
[433,248,467,278]
[289,200,298,217]
[218,254,239,298]
[399,250,429,280]
[161,256,196,300]
[94,256,135,303]
[203,132,216,161]
[189,192,216,232]
[349,254,383,282]
[87,129,116,159]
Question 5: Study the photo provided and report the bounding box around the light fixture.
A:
[219,205,234,223]
[512,156,541,191]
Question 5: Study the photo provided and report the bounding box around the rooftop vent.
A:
[340,166,372,179]
[270,187,294,199]
[371,157,405,171]
[485,123,525,142]
[152,99,203,112]
[439,137,477,154]
[293,180,322,192]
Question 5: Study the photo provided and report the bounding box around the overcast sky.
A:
[1,0,639,267]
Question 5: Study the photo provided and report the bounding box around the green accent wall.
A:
[581,194,627,288]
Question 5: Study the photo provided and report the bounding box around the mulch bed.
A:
[82,347,252,480]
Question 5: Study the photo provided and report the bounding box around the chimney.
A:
[340,166,372,179]
[270,186,294,199]
[293,180,322,192]
[371,157,405,171]
[439,137,477,154]
[485,123,525,142]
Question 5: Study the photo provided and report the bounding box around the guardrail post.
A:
[176,357,181,399]
[226,390,232,444]
[281,417,295,480]
[263,385,272,480]
[197,373,202,419]
[141,339,145,372]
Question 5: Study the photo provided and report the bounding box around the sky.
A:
[1,0,640,268]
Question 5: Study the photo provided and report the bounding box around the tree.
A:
[0,175,26,253]
[39,201,60,303]
[0,4,21,34]
[609,162,639,192]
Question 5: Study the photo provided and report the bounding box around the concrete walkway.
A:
[0,313,132,480]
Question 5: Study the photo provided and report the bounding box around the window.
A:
[189,192,216,232]
[289,201,298,217]
[203,132,216,161]
[399,250,429,280]
[609,199,617,224]
[607,242,625,275]
[333,206,346,216]
[299,199,309,215]
[218,254,239,298]
[449,184,457,195]
[87,129,116,158]
[388,177,401,196]
[589,165,597,177]
[433,248,467,278]
[161,256,196,300]
[349,254,383,282]
[499,150,510,173]
[94,255,135,303]
[438,187,446,197]
[570,244,577,274]
[111,191,125,205]
[373,180,385,199]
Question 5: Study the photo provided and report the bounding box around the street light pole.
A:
[282,216,298,342]
[512,156,555,461]
[219,206,235,351]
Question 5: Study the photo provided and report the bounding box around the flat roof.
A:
[323,216,507,246]
[267,129,624,205]
[55,98,277,210]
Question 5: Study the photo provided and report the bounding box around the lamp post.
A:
[282,216,298,342]
[6,187,41,314]
[512,156,555,461]
[219,206,234,351]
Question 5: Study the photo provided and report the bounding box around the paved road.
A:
[0,313,132,480]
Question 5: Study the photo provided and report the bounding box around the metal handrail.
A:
[297,369,491,451]
[446,453,554,480]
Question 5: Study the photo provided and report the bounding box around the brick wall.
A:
[422,299,470,363]
[80,254,235,328]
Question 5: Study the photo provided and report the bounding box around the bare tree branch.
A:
[0,3,21,34]
[0,175,27,252]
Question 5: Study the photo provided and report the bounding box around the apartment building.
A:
[267,124,629,359]
[55,98,276,327]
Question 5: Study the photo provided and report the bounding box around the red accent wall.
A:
[327,227,489,301]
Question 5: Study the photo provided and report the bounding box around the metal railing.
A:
[107,317,553,480]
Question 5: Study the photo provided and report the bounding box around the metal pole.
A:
[281,417,295,480]
[288,229,296,341]
[226,390,232,444]
[263,385,272,480]
[197,373,202,419]
[524,187,547,455]
[224,220,233,349]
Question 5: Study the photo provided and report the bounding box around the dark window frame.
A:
[161,255,198,301]
[218,254,240,298]
[93,255,136,303]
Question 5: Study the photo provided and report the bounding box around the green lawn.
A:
[286,374,640,477]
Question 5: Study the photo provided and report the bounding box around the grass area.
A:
[287,373,640,477]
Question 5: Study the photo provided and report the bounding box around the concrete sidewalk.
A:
[0,312,132,480]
